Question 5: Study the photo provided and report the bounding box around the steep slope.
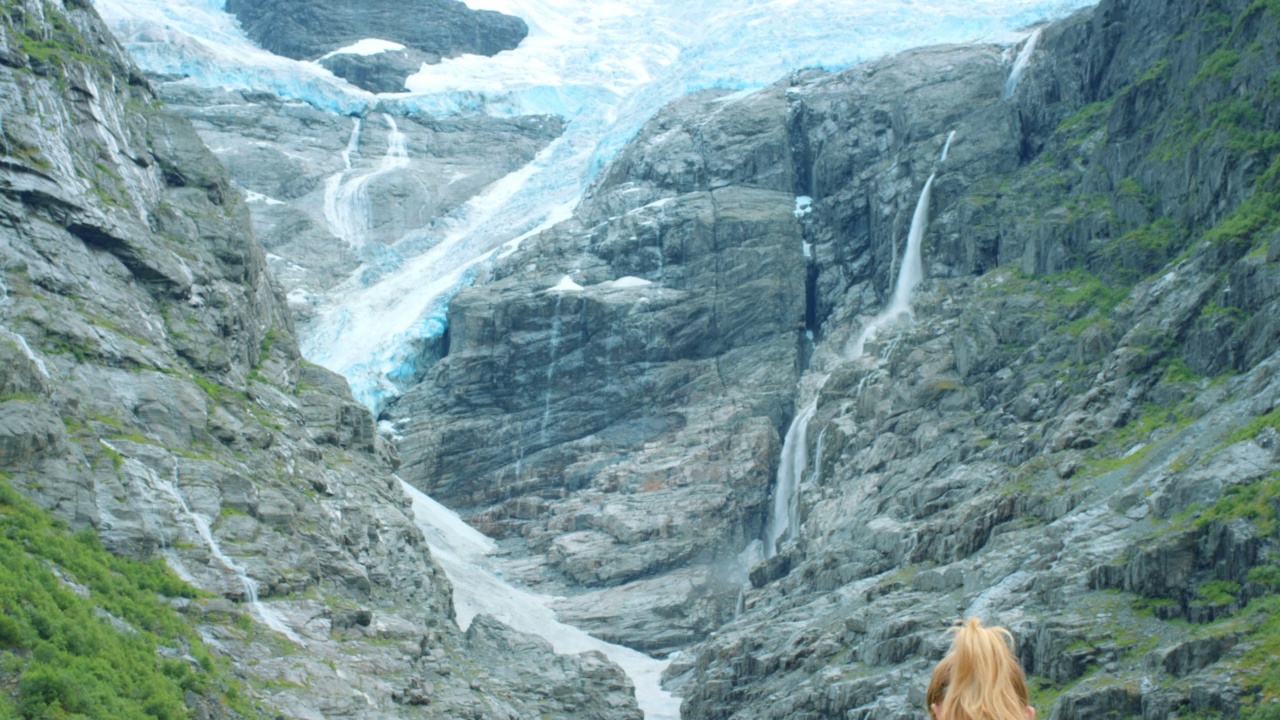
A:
[388,83,809,654]
[0,479,256,718]
[391,0,1280,716]
[0,0,638,717]
[668,0,1280,718]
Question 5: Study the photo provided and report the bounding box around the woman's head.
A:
[926,617,1034,720]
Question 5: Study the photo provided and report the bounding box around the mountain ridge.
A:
[3,0,1280,717]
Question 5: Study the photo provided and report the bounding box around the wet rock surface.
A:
[11,0,1280,717]
[388,83,808,653]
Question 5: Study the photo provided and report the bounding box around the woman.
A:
[926,617,1036,720]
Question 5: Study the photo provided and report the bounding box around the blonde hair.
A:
[926,617,1031,720]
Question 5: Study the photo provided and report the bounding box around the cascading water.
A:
[399,479,681,720]
[323,114,409,247]
[848,171,936,357]
[98,0,1095,417]
[1003,27,1043,99]
[541,278,578,445]
[764,133,947,560]
[763,400,818,557]
[0,278,50,381]
[940,130,957,163]
[108,441,304,644]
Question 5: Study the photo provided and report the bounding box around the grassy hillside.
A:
[0,476,259,720]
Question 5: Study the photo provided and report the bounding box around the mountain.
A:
[387,0,1280,716]
[0,1,639,717]
[5,0,1280,717]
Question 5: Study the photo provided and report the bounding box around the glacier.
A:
[96,0,1092,414]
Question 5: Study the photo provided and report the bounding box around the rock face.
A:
[389,41,1019,652]
[664,0,1280,718]
[0,1,635,718]
[224,0,528,93]
[389,83,808,653]
[389,0,1280,715]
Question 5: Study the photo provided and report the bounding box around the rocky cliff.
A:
[224,0,529,93]
[9,0,1280,716]
[0,0,637,717]
[389,0,1280,716]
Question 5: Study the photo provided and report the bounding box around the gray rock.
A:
[318,48,437,94]
[224,0,527,61]
[0,3,642,718]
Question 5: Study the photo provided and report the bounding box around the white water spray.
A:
[764,155,942,560]
[940,130,957,163]
[848,172,935,357]
[764,400,817,557]
[323,114,408,247]
[399,479,680,720]
[540,283,573,446]
[1004,27,1043,99]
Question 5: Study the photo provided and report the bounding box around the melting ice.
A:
[95,0,1094,412]
[401,480,681,720]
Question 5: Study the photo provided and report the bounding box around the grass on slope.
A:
[0,475,259,719]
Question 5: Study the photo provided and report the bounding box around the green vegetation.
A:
[1192,48,1241,86]
[0,477,260,718]
[1205,154,1280,249]
[99,442,123,470]
[1193,471,1280,536]
[1196,579,1241,607]
[1056,100,1113,135]
[257,331,279,365]
[7,0,117,80]
[43,332,94,364]
[1223,406,1280,445]
[1137,59,1171,85]
[190,374,244,405]
[1224,593,1280,703]
[1054,269,1128,315]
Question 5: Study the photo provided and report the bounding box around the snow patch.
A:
[240,188,284,205]
[400,479,680,719]
[550,275,583,293]
[319,39,407,61]
[602,276,653,289]
[794,195,813,218]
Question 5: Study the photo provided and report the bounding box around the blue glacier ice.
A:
[93,0,1096,416]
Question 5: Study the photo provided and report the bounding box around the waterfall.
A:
[763,156,942,560]
[888,173,935,318]
[811,426,828,487]
[110,442,304,644]
[848,172,935,357]
[399,479,681,720]
[764,399,818,557]
[0,278,49,380]
[323,114,409,247]
[940,130,957,163]
[1003,28,1043,99]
